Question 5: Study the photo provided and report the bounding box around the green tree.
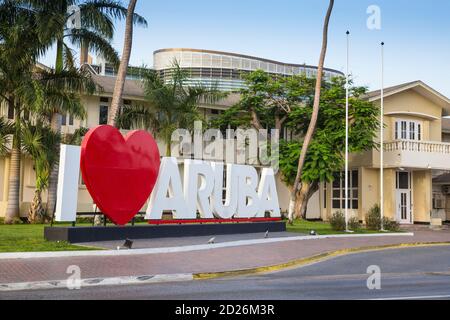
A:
[280,78,379,218]
[211,70,316,131]
[213,71,379,220]
[0,1,97,222]
[116,62,225,156]
[0,1,50,223]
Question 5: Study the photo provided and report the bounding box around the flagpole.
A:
[345,31,350,232]
[380,41,385,231]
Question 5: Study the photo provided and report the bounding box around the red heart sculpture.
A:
[80,125,160,225]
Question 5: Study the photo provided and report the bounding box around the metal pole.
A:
[345,31,350,231]
[380,42,385,231]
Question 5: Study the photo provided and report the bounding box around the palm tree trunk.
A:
[166,140,171,157]
[5,146,21,224]
[46,113,62,218]
[288,0,334,224]
[29,189,45,224]
[46,38,66,218]
[108,0,138,126]
[55,39,64,73]
[5,99,21,224]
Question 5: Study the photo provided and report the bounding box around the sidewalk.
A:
[0,229,449,286]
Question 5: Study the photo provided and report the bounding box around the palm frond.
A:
[0,116,13,155]
[115,103,159,133]
[62,42,76,70]
[62,126,89,146]
[67,28,119,66]
[80,0,148,29]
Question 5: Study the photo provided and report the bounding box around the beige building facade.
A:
[317,81,450,224]
[0,49,449,225]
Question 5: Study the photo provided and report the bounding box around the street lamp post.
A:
[380,41,386,231]
[345,31,350,232]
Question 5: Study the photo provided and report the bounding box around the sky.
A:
[41,0,450,96]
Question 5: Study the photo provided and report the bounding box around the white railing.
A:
[384,140,450,154]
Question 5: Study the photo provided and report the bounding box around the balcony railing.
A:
[384,140,450,154]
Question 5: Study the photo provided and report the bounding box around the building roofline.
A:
[153,48,344,75]
[365,80,450,113]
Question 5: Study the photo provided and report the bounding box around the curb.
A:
[193,242,450,280]
[0,273,193,292]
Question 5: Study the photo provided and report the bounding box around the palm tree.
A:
[116,62,225,156]
[22,121,60,223]
[108,0,138,126]
[20,0,147,218]
[0,1,51,224]
[0,1,99,223]
[288,0,334,224]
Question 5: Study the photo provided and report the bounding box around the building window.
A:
[99,105,108,125]
[323,184,327,209]
[332,170,359,210]
[395,120,422,141]
[61,113,74,126]
[396,171,411,190]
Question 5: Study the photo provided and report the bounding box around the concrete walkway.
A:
[0,229,449,286]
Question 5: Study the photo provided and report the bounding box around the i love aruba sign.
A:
[55,126,281,225]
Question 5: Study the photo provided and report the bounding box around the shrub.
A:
[383,217,400,232]
[366,204,381,230]
[330,211,346,231]
[348,217,361,231]
[365,204,400,231]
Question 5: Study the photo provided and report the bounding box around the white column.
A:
[55,145,81,222]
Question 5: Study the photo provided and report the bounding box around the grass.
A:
[286,219,390,235]
[0,223,100,253]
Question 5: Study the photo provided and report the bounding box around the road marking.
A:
[0,233,415,260]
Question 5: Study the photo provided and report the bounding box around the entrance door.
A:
[396,171,412,224]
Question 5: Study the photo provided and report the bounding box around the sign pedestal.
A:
[44,221,286,244]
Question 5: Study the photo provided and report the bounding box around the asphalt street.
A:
[2,246,450,300]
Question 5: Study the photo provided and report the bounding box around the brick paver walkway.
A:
[1,230,450,284]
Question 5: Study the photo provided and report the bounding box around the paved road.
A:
[2,246,450,300]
